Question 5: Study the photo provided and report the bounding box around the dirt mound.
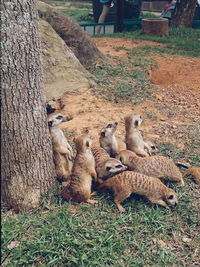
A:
[39,19,93,101]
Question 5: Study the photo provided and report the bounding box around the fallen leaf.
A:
[7,241,20,250]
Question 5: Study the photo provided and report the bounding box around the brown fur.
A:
[48,113,73,183]
[183,168,200,184]
[124,114,151,157]
[119,150,184,186]
[98,171,178,212]
[91,146,127,183]
[61,131,97,204]
[99,122,119,158]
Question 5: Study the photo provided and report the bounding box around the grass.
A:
[61,9,92,23]
[90,48,153,104]
[2,179,199,266]
[106,27,200,57]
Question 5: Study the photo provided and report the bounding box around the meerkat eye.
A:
[119,157,123,162]
[168,195,174,200]
[48,121,53,127]
[107,124,112,128]
[56,115,63,120]
[135,120,139,126]
[106,166,111,171]
[101,132,105,137]
[86,141,90,147]
[116,165,123,168]
[151,146,156,150]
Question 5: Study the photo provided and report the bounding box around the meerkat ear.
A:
[135,120,139,126]
[114,122,118,126]
[48,121,53,127]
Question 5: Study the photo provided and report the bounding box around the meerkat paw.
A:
[86,199,98,204]
[177,180,185,187]
[91,191,97,196]
[115,202,126,212]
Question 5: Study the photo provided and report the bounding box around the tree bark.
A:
[1,0,55,212]
[142,18,169,37]
[171,0,197,27]
[37,1,106,69]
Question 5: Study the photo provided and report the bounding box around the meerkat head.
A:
[124,114,143,131]
[100,122,118,138]
[75,130,93,153]
[100,158,127,178]
[48,113,70,127]
[165,189,178,207]
[118,150,138,166]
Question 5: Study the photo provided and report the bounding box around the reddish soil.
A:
[60,37,200,151]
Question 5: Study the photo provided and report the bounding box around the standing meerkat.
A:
[98,171,178,212]
[61,131,98,204]
[48,113,73,183]
[124,114,151,157]
[118,150,184,186]
[99,122,119,158]
[91,146,127,183]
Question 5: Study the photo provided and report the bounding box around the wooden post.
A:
[116,0,124,32]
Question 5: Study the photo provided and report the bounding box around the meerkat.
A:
[124,114,151,157]
[61,131,98,204]
[48,113,73,183]
[99,122,119,158]
[98,171,178,212]
[118,150,184,186]
[183,168,200,185]
[91,146,127,183]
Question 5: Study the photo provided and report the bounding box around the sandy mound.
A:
[39,19,93,100]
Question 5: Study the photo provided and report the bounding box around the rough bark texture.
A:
[142,18,169,37]
[171,0,196,27]
[37,1,106,68]
[1,0,55,212]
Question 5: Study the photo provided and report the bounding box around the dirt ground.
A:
[59,37,200,152]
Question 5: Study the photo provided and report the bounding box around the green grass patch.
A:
[90,48,153,104]
[2,181,199,266]
[107,27,200,57]
[60,9,92,22]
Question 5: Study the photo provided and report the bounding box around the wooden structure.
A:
[142,18,169,37]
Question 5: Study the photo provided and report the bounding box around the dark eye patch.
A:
[168,195,174,200]
[151,146,156,149]
[101,132,105,137]
[106,166,111,171]
[48,121,53,127]
[86,141,90,147]
[106,124,112,128]
[135,120,139,126]
[56,115,63,120]
[116,165,123,168]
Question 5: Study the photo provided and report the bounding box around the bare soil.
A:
[59,37,200,155]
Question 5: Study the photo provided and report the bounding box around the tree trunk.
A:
[37,1,106,69]
[142,18,169,37]
[1,0,55,212]
[171,0,196,27]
